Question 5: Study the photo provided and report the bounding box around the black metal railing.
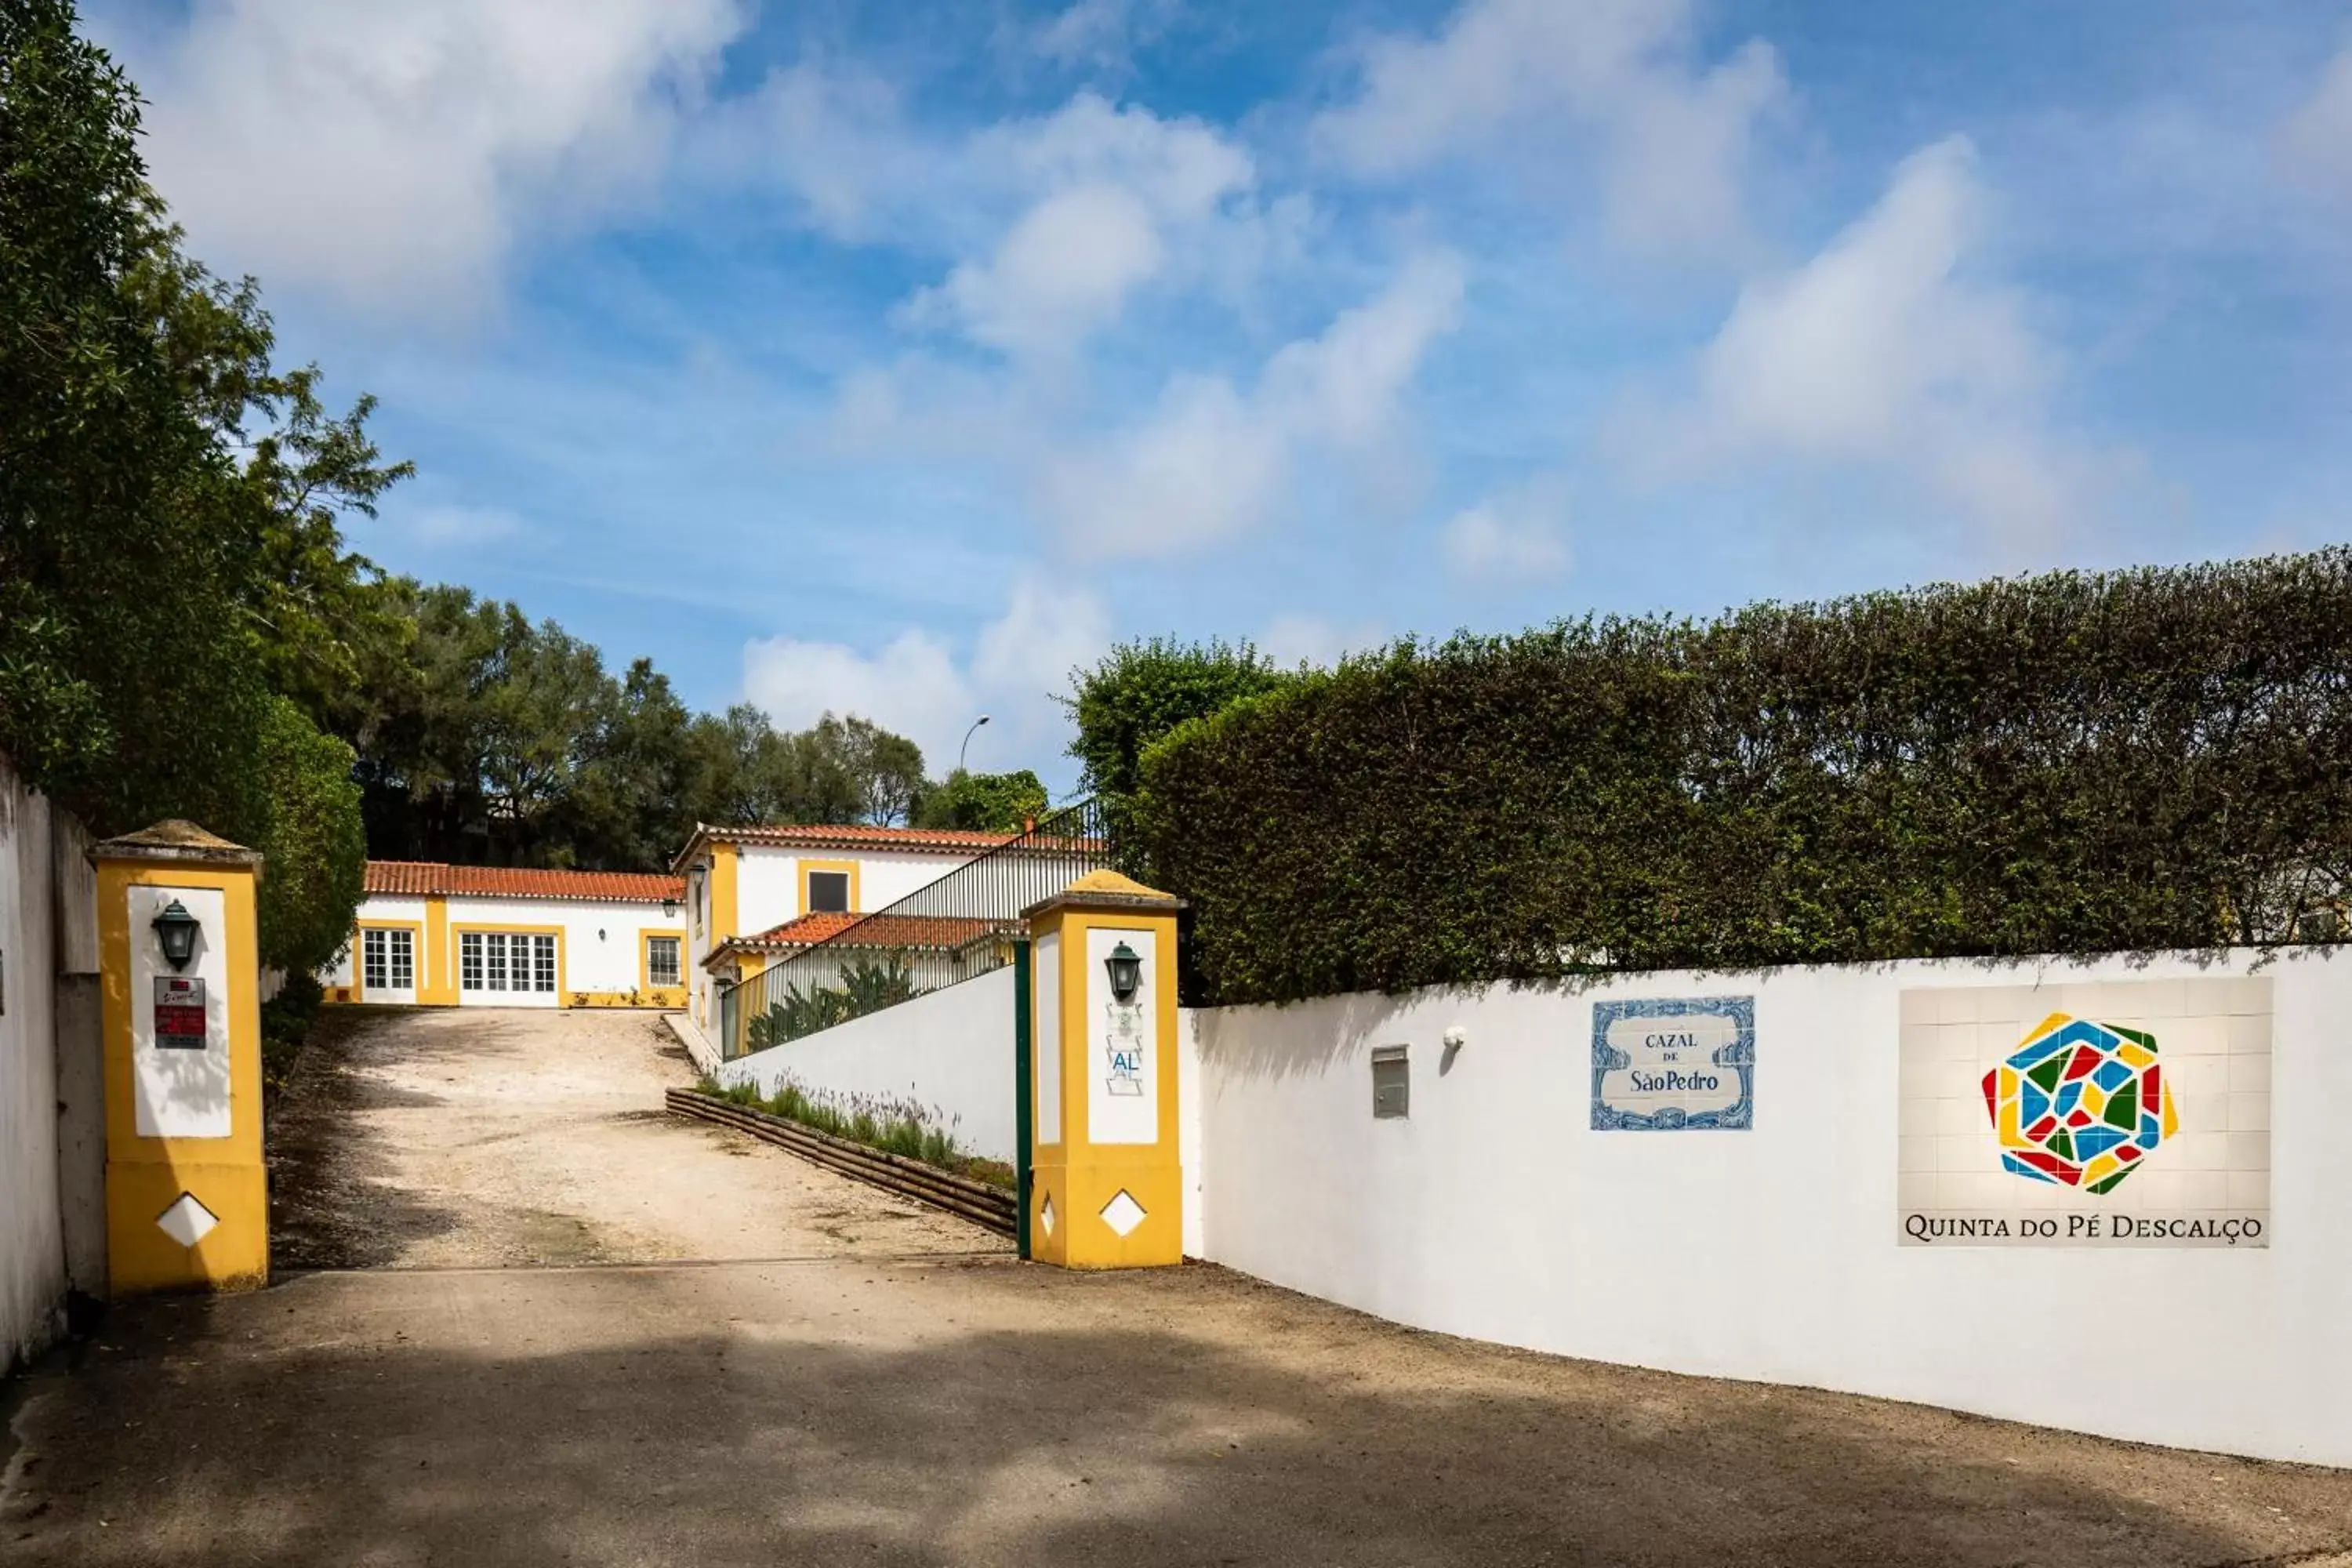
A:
[719,798,1111,1059]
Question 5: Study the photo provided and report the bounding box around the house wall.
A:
[326,893,684,1009]
[719,967,1019,1162]
[1188,949,2351,1467]
[732,844,980,935]
[687,840,991,1030]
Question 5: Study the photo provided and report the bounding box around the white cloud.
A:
[1623,136,2126,547]
[2281,45,2352,204]
[1313,0,1787,256]
[741,573,1109,780]
[1695,138,2040,459]
[900,93,1261,359]
[1440,475,1573,580]
[902,182,1170,358]
[125,0,747,312]
[1038,252,1466,556]
[1029,0,1178,74]
[1260,615,1385,670]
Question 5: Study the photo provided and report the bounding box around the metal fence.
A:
[718,797,1111,1059]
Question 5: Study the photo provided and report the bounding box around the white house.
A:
[670,822,1025,1031]
[321,861,688,1010]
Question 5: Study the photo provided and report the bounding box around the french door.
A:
[458,931,559,1004]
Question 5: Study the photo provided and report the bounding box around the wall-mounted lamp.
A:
[662,897,679,920]
[151,898,201,972]
[1104,941,1143,1004]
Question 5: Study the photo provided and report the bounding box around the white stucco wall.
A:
[438,895,681,1002]
[0,761,67,1374]
[720,967,1018,1161]
[733,844,985,936]
[1189,949,2352,1467]
[335,892,683,1005]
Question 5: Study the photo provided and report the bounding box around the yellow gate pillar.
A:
[1024,870,1182,1269]
[93,822,269,1296]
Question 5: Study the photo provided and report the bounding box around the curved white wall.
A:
[1190,949,2352,1467]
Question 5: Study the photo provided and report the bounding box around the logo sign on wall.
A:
[1592,996,1755,1131]
[1897,979,2270,1247]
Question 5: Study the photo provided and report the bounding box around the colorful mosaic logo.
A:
[1982,1014,2179,1192]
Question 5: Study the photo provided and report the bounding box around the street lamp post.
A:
[958,713,991,775]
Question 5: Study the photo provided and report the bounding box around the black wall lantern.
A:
[662,897,679,920]
[1104,941,1143,1004]
[151,898,201,972]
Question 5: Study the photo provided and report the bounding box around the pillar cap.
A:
[1023,868,1183,920]
[90,819,263,870]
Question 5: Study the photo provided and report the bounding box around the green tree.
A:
[2,0,387,993]
[916,768,1049,833]
[252,696,367,975]
[1063,638,1292,809]
[809,713,928,826]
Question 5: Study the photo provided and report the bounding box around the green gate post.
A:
[1013,937,1034,1260]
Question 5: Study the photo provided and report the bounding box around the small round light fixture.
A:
[1104,941,1143,1004]
[151,898,201,972]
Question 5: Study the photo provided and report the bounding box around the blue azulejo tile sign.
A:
[1592,996,1755,1131]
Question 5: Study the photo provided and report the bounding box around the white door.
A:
[360,927,419,1005]
[457,931,561,1007]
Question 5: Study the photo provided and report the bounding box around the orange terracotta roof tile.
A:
[364,861,684,905]
[670,820,1072,870]
[711,909,1017,963]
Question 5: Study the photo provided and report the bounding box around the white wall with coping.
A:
[1188,949,2352,1468]
[719,967,1018,1162]
[0,761,67,1374]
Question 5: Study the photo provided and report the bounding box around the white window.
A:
[460,931,485,990]
[362,928,387,990]
[647,935,681,988]
[531,934,556,992]
[485,933,510,992]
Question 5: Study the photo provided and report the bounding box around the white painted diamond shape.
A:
[1098,1189,1146,1238]
[1040,1194,1056,1237]
[155,1192,220,1249]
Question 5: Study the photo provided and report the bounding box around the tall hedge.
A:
[1134,551,2352,1005]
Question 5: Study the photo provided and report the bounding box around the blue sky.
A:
[89,0,2352,792]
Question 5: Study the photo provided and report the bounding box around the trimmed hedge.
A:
[1135,551,2352,1005]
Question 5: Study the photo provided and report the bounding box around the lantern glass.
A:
[152,898,201,972]
[1105,941,1143,1004]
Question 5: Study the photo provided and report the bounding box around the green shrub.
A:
[258,971,322,1101]
[1137,550,2352,1004]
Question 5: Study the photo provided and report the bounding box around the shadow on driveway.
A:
[9,1260,2347,1568]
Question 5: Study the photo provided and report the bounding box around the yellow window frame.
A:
[640,927,687,993]
[800,858,860,916]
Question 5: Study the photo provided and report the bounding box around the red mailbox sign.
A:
[153,975,207,1048]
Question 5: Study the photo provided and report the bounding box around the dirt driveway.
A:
[5,1007,2350,1567]
[266,1005,996,1269]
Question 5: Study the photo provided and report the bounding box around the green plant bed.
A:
[698,1075,1013,1190]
